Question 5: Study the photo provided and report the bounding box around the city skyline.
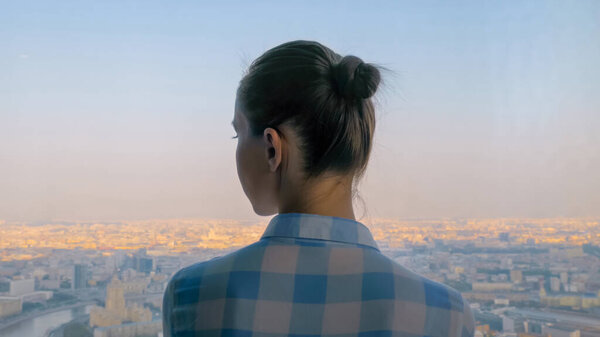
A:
[2,1,599,222]
[1,216,598,262]
[1,216,599,335]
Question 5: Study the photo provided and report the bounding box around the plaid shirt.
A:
[163,212,475,337]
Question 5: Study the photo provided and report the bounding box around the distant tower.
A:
[135,256,153,274]
[73,264,88,289]
[105,275,125,313]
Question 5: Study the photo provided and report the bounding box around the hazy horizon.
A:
[2,1,599,222]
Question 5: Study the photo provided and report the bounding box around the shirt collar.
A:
[260,212,379,251]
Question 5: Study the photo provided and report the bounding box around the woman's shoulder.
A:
[363,250,466,304]
[378,253,475,336]
[167,240,266,290]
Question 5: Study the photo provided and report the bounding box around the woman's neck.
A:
[278,173,356,221]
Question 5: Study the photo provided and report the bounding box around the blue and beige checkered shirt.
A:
[162,212,475,337]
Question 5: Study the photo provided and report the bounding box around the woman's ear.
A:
[263,127,282,173]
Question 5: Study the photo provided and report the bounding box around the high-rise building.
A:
[550,277,561,292]
[74,264,89,289]
[560,271,568,284]
[90,275,152,328]
[123,253,153,274]
[136,257,153,274]
[105,277,125,312]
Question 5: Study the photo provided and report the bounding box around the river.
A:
[0,305,92,337]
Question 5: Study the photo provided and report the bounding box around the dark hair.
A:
[237,40,388,183]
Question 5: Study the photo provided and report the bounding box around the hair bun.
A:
[332,55,381,100]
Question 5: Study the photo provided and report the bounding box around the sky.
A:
[1,0,599,223]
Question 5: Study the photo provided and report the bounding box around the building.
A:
[0,279,35,297]
[540,288,600,309]
[21,291,53,303]
[39,279,60,290]
[90,275,152,328]
[0,296,22,318]
[125,256,153,275]
[137,257,153,274]
[472,282,513,292]
[551,277,561,292]
[503,315,525,333]
[121,279,147,295]
[511,270,523,283]
[74,264,89,289]
[93,320,162,337]
[560,271,569,284]
[542,326,581,337]
[494,298,510,306]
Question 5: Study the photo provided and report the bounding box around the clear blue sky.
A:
[1,1,599,222]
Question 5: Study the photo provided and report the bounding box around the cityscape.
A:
[3,0,599,336]
[0,217,598,337]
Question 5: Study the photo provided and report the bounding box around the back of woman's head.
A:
[237,39,385,182]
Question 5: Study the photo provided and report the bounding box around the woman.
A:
[163,40,475,337]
